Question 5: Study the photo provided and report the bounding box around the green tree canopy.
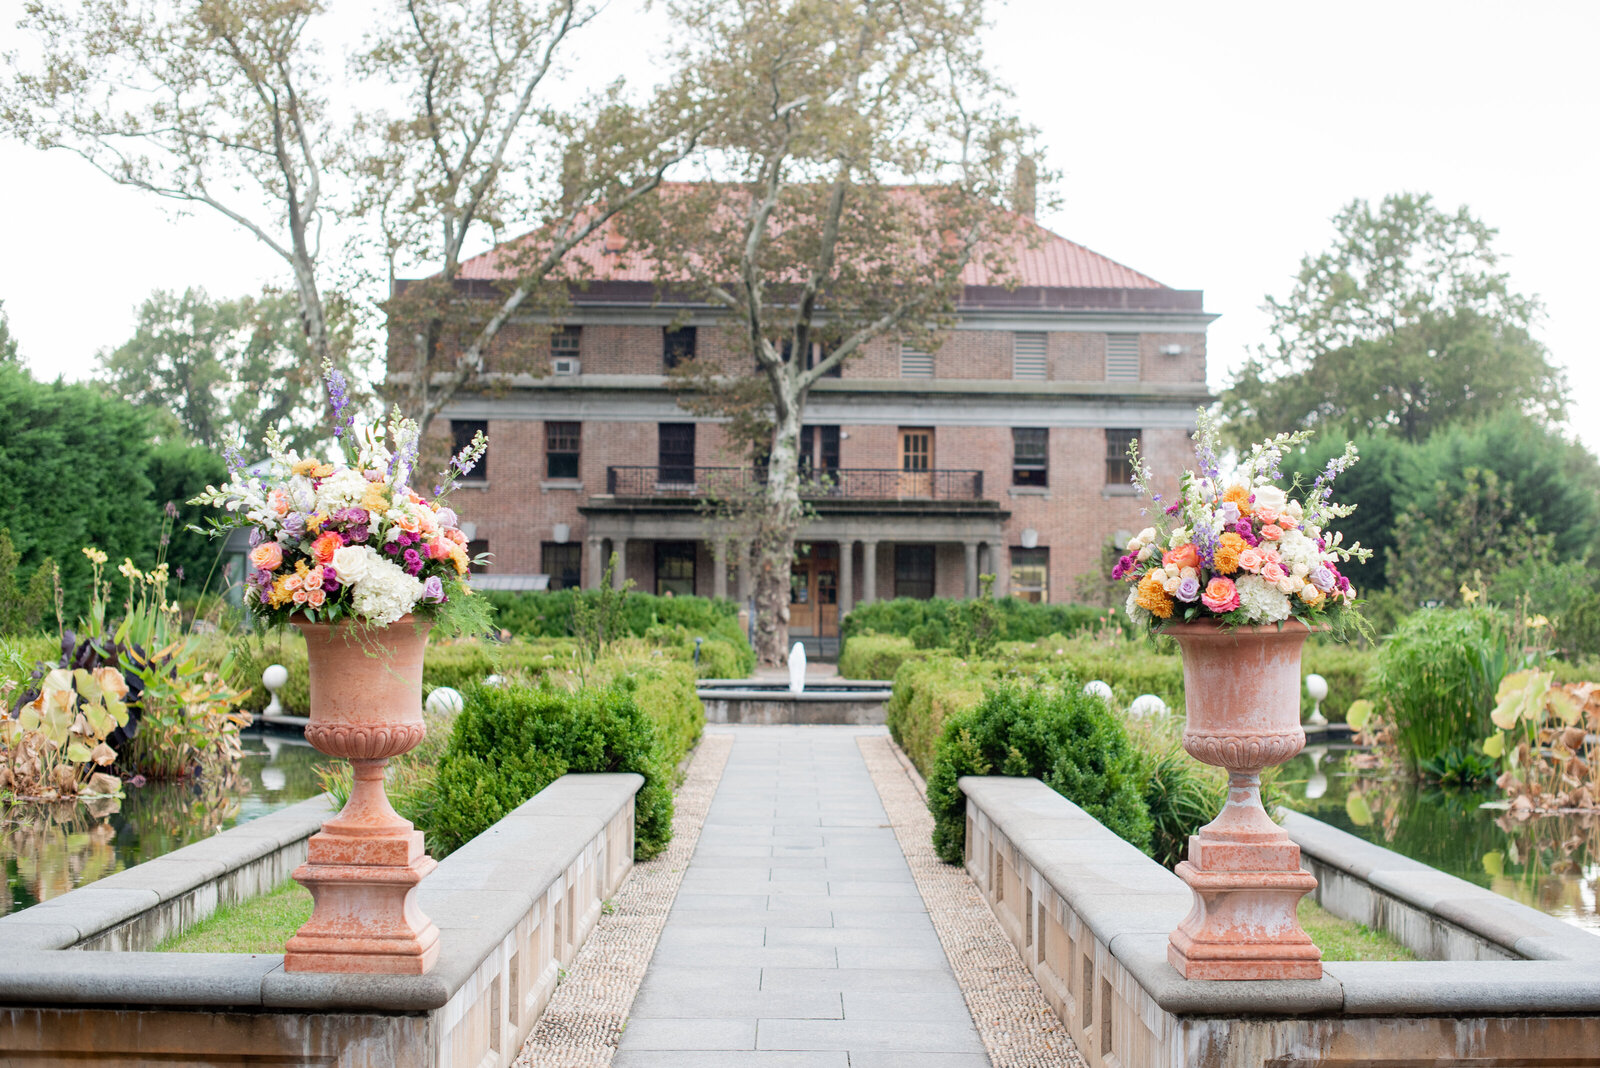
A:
[0,300,18,364]
[1224,193,1568,444]
[97,287,357,454]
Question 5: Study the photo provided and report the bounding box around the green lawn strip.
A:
[1299,896,1416,961]
[156,880,312,954]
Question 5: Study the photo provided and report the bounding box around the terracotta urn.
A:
[284,614,440,974]
[1163,620,1321,981]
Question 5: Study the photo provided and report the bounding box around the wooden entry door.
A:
[789,543,839,637]
[899,428,933,498]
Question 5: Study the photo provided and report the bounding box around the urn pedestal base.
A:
[284,757,440,975]
[1165,771,1320,981]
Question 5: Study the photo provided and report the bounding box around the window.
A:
[664,327,696,369]
[1011,548,1048,603]
[655,541,696,597]
[658,423,696,483]
[467,539,490,573]
[546,421,581,480]
[900,343,934,378]
[551,325,582,361]
[1105,334,1139,381]
[894,545,935,600]
[1013,332,1047,380]
[1012,427,1048,487]
[451,420,488,482]
[800,425,841,477]
[1106,428,1139,486]
[542,543,581,591]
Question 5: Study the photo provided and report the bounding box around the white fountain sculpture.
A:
[1127,693,1168,719]
[426,686,465,717]
[1082,680,1114,704]
[262,664,289,717]
[789,642,807,694]
[1305,673,1329,728]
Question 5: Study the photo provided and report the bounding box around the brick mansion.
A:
[406,200,1213,641]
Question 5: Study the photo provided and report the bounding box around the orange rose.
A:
[249,542,284,571]
[1258,524,1283,541]
[311,532,344,564]
[1162,543,1200,570]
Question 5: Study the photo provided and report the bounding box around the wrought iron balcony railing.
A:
[604,465,985,501]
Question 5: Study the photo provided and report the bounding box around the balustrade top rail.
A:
[605,465,985,500]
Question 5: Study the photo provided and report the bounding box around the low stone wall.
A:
[0,773,641,1067]
[1282,808,1599,964]
[960,775,1600,1068]
[697,679,891,725]
[1,795,332,952]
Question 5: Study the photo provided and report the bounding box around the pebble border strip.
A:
[514,732,736,1066]
[858,734,1087,1068]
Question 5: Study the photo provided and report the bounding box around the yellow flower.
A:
[1461,583,1479,604]
[118,559,142,581]
[1526,614,1550,630]
[360,482,391,515]
[81,547,108,565]
[1135,572,1174,619]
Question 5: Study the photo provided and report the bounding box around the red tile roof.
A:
[457,188,1166,291]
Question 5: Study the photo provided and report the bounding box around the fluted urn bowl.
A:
[1165,620,1313,776]
[293,613,431,764]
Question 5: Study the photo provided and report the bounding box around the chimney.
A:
[1013,157,1037,218]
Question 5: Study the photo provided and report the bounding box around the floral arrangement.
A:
[1114,411,1371,633]
[191,362,492,634]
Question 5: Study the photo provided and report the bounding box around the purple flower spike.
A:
[324,364,354,439]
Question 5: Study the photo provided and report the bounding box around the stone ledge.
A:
[1280,808,1600,963]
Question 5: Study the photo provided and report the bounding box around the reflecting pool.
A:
[1279,744,1600,933]
[3,729,328,913]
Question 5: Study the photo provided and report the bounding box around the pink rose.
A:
[1201,577,1241,613]
[1238,547,1264,572]
[1261,561,1286,583]
[1258,524,1283,541]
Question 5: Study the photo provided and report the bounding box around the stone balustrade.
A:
[960,775,1600,1068]
[0,773,641,1067]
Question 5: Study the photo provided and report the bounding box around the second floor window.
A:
[451,419,488,482]
[551,325,581,361]
[546,421,580,480]
[1012,427,1048,487]
[1106,428,1139,486]
[800,425,841,477]
[659,423,696,483]
[664,327,696,369]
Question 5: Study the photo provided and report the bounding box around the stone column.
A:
[712,541,728,600]
[735,539,753,604]
[612,538,628,590]
[587,537,604,590]
[861,540,878,605]
[994,543,1011,598]
[964,541,979,599]
[838,540,854,617]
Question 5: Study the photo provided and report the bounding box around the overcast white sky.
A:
[2,0,1596,448]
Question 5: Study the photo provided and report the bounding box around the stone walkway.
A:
[616,725,990,1067]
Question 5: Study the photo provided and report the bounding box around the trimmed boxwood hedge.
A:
[840,597,1104,656]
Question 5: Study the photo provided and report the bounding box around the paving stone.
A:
[619,1017,756,1050]
[655,924,768,948]
[630,988,843,1020]
[756,1018,985,1053]
[767,926,942,949]
[760,967,960,993]
[651,944,839,969]
[613,1052,847,1068]
[843,991,974,1021]
[836,945,954,970]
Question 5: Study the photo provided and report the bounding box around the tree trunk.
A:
[752,397,805,667]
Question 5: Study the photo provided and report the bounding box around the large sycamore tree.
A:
[358,0,705,435]
[1224,193,1568,445]
[626,0,1036,666]
[2,0,340,368]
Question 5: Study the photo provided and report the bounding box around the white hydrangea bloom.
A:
[1235,574,1292,624]
[315,468,371,513]
[1276,528,1321,574]
[1125,586,1152,627]
[350,555,424,627]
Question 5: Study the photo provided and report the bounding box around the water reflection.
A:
[1279,747,1600,933]
[3,729,328,913]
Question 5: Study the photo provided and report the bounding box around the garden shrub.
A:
[841,597,1101,654]
[1372,607,1509,778]
[885,654,991,774]
[425,681,675,859]
[838,634,923,680]
[484,590,747,646]
[925,680,1152,863]
[997,636,1186,708]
